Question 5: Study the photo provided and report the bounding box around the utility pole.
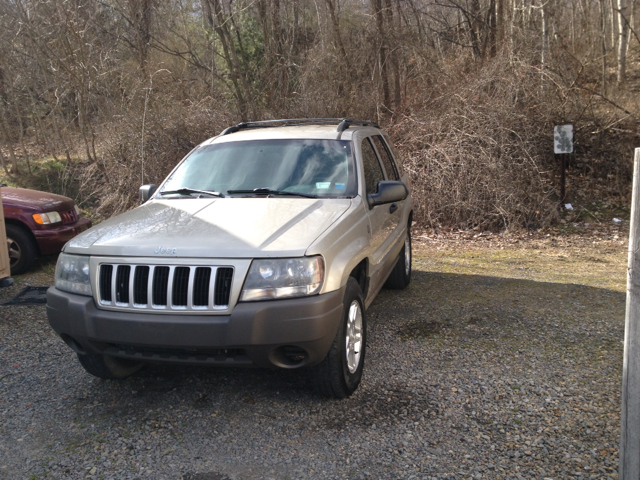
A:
[620,147,640,479]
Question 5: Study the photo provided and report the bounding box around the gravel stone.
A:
[0,242,625,479]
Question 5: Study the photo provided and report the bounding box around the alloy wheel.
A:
[345,300,363,373]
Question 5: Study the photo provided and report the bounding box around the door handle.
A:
[389,203,398,214]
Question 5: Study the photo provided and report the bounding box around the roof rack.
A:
[219,118,379,136]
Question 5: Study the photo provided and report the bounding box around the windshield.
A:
[160,139,356,198]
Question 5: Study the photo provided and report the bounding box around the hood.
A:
[65,197,352,258]
[1,186,74,211]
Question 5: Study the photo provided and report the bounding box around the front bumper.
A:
[35,218,92,255]
[47,285,345,369]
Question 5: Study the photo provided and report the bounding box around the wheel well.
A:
[4,219,40,254]
[348,259,368,298]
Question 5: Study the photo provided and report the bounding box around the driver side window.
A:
[361,138,384,194]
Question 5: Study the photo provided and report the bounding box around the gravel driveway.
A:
[0,236,626,479]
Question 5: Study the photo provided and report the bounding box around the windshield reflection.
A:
[161,139,356,198]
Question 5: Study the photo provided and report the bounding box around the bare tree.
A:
[618,0,629,85]
[600,0,609,94]
[127,0,155,74]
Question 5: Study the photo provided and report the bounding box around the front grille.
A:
[60,209,78,225]
[98,264,234,311]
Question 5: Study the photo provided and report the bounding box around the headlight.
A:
[33,211,62,224]
[54,253,92,296]
[240,256,324,301]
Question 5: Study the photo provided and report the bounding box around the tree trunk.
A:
[324,0,352,71]
[0,151,10,177]
[600,0,609,94]
[570,1,576,53]
[0,63,31,174]
[626,0,635,56]
[541,0,549,70]
[203,0,254,120]
[469,0,483,59]
[127,0,154,75]
[489,0,497,57]
[497,0,505,46]
[385,0,402,111]
[618,0,629,85]
[510,0,518,46]
[611,0,619,51]
[0,103,20,175]
[27,88,60,164]
[76,91,95,164]
[11,90,31,174]
[372,0,391,109]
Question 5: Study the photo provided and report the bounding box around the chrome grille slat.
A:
[147,266,155,309]
[166,265,176,309]
[128,265,136,308]
[97,263,233,312]
[186,267,196,309]
[110,265,118,305]
[209,267,218,309]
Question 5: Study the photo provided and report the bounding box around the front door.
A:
[361,137,402,294]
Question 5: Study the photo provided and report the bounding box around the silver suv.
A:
[47,118,413,398]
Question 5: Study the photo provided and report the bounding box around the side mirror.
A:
[367,181,408,208]
[139,184,158,203]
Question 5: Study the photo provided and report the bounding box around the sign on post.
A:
[554,124,573,203]
[554,124,574,154]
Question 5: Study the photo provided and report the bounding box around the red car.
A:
[2,185,92,274]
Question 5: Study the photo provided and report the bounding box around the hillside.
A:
[0,0,638,229]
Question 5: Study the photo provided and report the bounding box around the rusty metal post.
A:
[620,147,640,479]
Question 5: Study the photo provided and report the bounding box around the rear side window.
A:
[372,135,399,181]
[381,134,403,177]
[361,138,384,194]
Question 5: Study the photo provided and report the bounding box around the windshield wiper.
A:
[160,188,224,198]
[226,188,318,198]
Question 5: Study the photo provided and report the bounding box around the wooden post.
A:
[0,194,10,277]
[620,147,640,479]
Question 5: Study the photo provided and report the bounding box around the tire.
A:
[6,224,37,275]
[309,277,366,398]
[77,353,143,379]
[385,231,412,290]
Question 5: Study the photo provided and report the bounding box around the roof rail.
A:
[219,118,379,136]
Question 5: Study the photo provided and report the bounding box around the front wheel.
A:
[6,224,37,275]
[77,353,143,379]
[309,277,366,398]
